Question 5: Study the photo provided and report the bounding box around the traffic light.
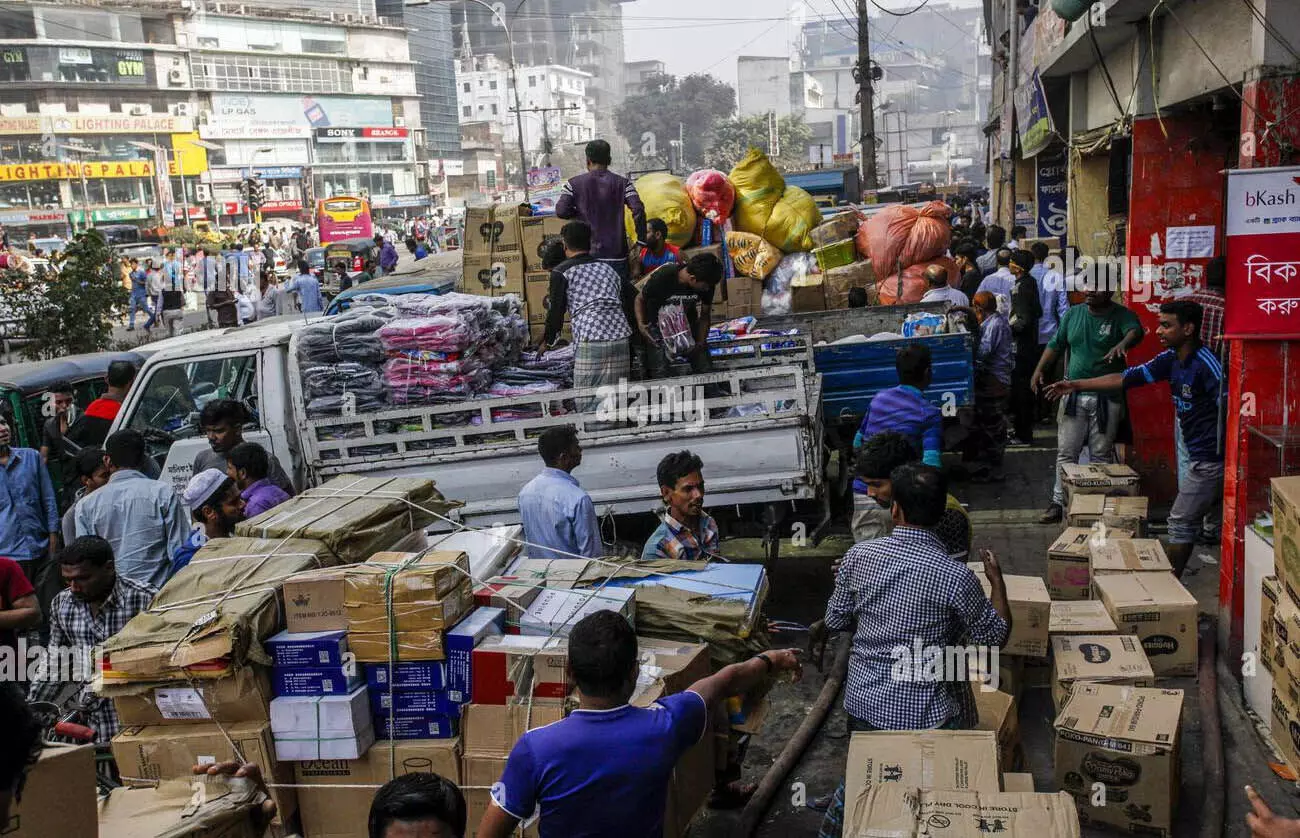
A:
[247,177,266,212]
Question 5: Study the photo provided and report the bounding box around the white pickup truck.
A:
[110,314,825,531]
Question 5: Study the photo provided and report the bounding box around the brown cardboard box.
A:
[1002,773,1035,792]
[1051,634,1155,711]
[347,578,475,635]
[843,730,1001,805]
[1059,463,1140,502]
[5,743,96,838]
[1047,526,1134,600]
[520,215,565,270]
[809,210,862,248]
[99,779,264,838]
[462,754,540,838]
[525,270,551,324]
[969,568,1051,657]
[790,278,826,312]
[1273,687,1300,771]
[464,204,526,256]
[462,703,565,755]
[823,260,876,309]
[1055,684,1183,837]
[975,686,1023,771]
[1272,476,1300,604]
[295,739,461,838]
[1275,584,1300,684]
[500,558,591,589]
[630,637,712,706]
[1093,571,1198,677]
[1265,575,1282,674]
[845,787,1082,837]
[1049,601,1118,635]
[361,551,469,599]
[463,251,525,296]
[969,649,1023,699]
[111,665,273,726]
[471,634,571,703]
[112,721,296,827]
[284,567,348,633]
[1090,538,1173,575]
[1066,495,1149,534]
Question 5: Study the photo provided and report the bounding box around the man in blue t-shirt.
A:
[1048,300,1223,577]
[478,611,802,838]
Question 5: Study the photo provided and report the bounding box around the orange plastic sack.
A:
[874,256,960,304]
[684,169,736,222]
[857,200,952,274]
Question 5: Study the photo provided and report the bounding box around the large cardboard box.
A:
[1002,773,1035,792]
[1060,463,1140,502]
[462,754,541,838]
[471,635,571,704]
[975,686,1023,771]
[1273,687,1300,771]
[520,215,565,270]
[1049,600,1118,635]
[1272,476,1300,604]
[1047,527,1134,600]
[969,568,1051,657]
[1051,634,1156,711]
[463,251,525,297]
[345,552,471,631]
[1265,575,1281,675]
[112,720,297,827]
[1093,571,1198,677]
[1276,583,1300,685]
[98,779,264,838]
[823,260,877,309]
[842,730,1001,807]
[111,665,273,726]
[845,787,1082,837]
[294,738,461,838]
[1055,684,1183,836]
[1090,538,1173,575]
[284,567,348,633]
[461,703,566,755]
[1066,495,1149,534]
[790,278,826,313]
[464,204,526,256]
[4,743,96,838]
[525,270,551,325]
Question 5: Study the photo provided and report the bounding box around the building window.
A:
[489,80,497,90]
[491,104,498,115]
[463,81,470,92]
[528,75,536,87]
[462,106,471,117]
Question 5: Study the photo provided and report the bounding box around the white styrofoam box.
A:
[420,525,524,581]
[518,587,636,637]
[270,685,370,737]
[274,720,375,762]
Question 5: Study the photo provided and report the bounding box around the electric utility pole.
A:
[857,0,878,189]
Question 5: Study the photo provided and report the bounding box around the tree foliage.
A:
[0,230,128,360]
[615,73,737,171]
[703,114,814,172]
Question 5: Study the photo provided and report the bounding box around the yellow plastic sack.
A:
[726,230,783,280]
[763,185,822,253]
[625,172,696,248]
[728,148,785,236]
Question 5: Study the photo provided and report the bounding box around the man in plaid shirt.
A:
[28,536,156,744]
[810,464,1011,837]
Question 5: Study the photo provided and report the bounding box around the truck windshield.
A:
[126,354,259,462]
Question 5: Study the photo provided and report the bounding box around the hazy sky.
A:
[622,0,981,88]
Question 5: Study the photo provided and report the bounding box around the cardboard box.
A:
[1265,575,1282,674]
[1276,586,1300,684]
[1055,684,1182,836]
[1273,687,1300,771]
[462,754,540,838]
[823,259,876,309]
[271,685,372,761]
[273,666,362,697]
[295,738,461,838]
[4,743,96,838]
[374,713,457,740]
[630,637,712,706]
[1051,634,1155,711]
[1050,600,1118,635]
[462,702,565,755]
[276,723,375,761]
[366,607,504,695]
[474,580,540,626]
[520,215,565,270]
[790,278,826,312]
[111,665,273,726]
[501,558,591,589]
[464,204,525,256]
[284,567,348,633]
[372,687,467,717]
[98,778,265,838]
[1060,463,1141,502]
[844,787,1082,837]
[1090,538,1173,575]
[525,270,551,324]
[1093,571,1199,677]
[969,569,1051,657]
[518,586,636,638]
[1047,526,1134,600]
[1066,494,1149,534]
[345,553,472,631]
[1002,773,1035,792]
[843,730,1001,804]
[112,720,297,826]
[472,634,570,703]
[975,686,1023,771]
[1273,476,1300,604]
[265,629,349,669]
[463,251,525,296]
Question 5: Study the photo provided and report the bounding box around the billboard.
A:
[1224,165,1300,339]
[204,95,395,139]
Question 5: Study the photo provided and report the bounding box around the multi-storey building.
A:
[623,59,664,98]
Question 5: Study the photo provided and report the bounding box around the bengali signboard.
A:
[527,166,564,210]
[1036,146,1067,239]
[1014,70,1054,158]
[1224,165,1300,339]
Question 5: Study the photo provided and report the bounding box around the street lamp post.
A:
[128,140,189,227]
[58,143,97,233]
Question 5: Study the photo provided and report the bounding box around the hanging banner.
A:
[1224,165,1300,339]
[155,148,175,228]
[1036,146,1067,239]
[1013,70,1054,158]
[527,166,563,210]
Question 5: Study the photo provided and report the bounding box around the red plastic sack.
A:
[874,256,960,305]
[857,201,953,274]
[685,169,736,222]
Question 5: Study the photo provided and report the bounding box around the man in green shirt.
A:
[1031,287,1144,523]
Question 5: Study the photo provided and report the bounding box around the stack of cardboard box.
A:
[266,629,371,761]
[519,214,569,343]
[1268,476,1300,768]
[463,204,527,299]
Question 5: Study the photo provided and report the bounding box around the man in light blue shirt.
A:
[75,429,186,589]
[0,418,58,612]
[517,425,602,560]
[976,248,1015,316]
[283,260,323,313]
[1029,242,1070,347]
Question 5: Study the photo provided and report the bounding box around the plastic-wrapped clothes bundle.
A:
[306,392,387,417]
[378,315,481,353]
[385,363,492,405]
[483,379,563,398]
[296,308,395,364]
[301,362,386,418]
[517,344,576,371]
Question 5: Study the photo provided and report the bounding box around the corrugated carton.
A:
[845,787,1081,838]
[1093,571,1198,677]
[520,215,565,270]
[1051,634,1155,711]
[968,568,1051,657]
[283,568,348,633]
[1049,601,1118,635]
[1066,495,1149,534]
[471,634,570,703]
[1047,526,1134,600]
[1090,538,1173,575]
[109,665,273,727]
[1272,476,1300,604]
[7,744,96,838]
[843,730,1001,804]
[1060,463,1140,502]
[1264,575,1281,674]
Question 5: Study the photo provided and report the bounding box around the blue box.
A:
[373,712,458,740]
[273,666,362,697]
[369,688,468,718]
[366,607,504,694]
[265,629,349,669]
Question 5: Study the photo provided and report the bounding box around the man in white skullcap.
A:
[171,468,246,576]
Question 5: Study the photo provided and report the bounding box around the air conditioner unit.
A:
[168,69,186,86]
[129,105,150,116]
[394,117,406,128]
[342,13,355,23]
[196,184,211,201]
[169,103,192,117]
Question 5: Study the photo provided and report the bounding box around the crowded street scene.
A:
[0,0,1299,837]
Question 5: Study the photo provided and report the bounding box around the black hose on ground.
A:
[735,634,851,838]
[1200,614,1224,838]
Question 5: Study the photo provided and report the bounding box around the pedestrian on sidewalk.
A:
[1031,287,1144,523]
[0,417,59,627]
[1008,249,1043,445]
[965,292,1013,482]
[126,258,152,331]
[161,247,186,336]
[976,249,1015,316]
[1047,300,1222,576]
[376,233,398,277]
[1179,256,1226,542]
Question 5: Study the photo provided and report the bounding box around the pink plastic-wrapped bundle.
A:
[384,362,492,404]
[856,201,952,274]
[377,315,480,353]
[685,169,736,222]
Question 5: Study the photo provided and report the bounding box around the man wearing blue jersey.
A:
[1048,300,1223,576]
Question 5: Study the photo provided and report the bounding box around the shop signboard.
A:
[240,166,304,180]
[261,200,303,213]
[0,160,154,182]
[0,209,67,226]
[205,95,394,139]
[1036,146,1067,239]
[68,206,152,223]
[314,127,409,142]
[1013,70,1054,158]
[373,194,430,209]
[1224,165,1300,339]
[155,148,176,228]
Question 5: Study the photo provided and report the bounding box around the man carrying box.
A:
[1047,300,1222,577]
[478,610,801,837]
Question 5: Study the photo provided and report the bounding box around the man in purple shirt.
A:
[854,343,943,467]
[226,442,290,519]
[556,139,647,286]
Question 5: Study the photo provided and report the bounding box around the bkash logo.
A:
[1245,186,1298,207]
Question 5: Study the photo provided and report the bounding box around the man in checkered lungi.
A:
[541,221,633,413]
